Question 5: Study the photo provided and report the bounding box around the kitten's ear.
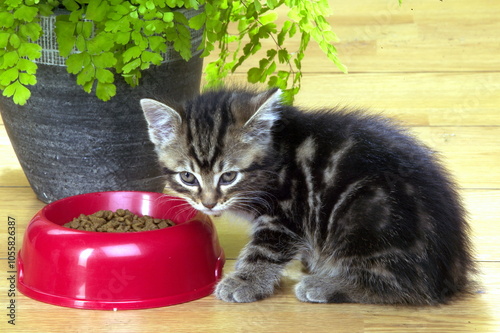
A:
[243,89,282,142]
[140,98,182,146]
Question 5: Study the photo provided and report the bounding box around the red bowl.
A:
[17,191,225,310]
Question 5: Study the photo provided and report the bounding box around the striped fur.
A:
[141,88,476,304]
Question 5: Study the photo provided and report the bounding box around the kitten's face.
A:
[141,89,281,216]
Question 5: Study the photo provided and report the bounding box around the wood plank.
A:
[4,114,499,190]
[0,187,497,262]
[296,73,500,127]
[463,190,500,262]
[0,260,498,333]
[160,187,492,264]
[410,126,500,189]
[0,1,498,331]
[217,72,500,127]
[0,125,29,187]
[211,0,500,73]
[209,189,500,262]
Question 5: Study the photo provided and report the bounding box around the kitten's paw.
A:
[215,274,273,303]
[295,275,350,303]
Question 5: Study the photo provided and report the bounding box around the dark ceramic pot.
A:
[0,10,203,203]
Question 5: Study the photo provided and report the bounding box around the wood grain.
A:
[0,260,498,333]
[225,0,500,73]
[1,0,499,331]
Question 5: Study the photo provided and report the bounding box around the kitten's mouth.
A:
[200,209,223,217]
[187,200,225,217]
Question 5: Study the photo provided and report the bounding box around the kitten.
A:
[140,88,475,304]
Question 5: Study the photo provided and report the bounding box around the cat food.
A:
[63,209,175,232]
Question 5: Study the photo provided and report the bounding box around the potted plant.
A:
[0,0,346,203]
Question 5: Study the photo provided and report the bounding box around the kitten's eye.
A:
[219,171,238,185]
[179,172,199,186]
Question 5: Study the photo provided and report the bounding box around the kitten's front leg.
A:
[215,216,297,303]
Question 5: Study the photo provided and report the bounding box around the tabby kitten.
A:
[140,88,475,305]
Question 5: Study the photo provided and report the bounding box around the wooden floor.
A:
[1,0,499,332]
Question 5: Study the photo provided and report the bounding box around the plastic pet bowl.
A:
[17,191,225,310]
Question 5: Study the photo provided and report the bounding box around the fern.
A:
[0,0,355,105]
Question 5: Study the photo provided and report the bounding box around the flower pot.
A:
[0,9,203,203]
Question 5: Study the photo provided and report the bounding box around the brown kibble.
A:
[88,216,106,225]
[116,209,125,217]
[131,223,143,232]
[68,219,80,228]
[63,209,175,232]
[157,221,169,229]
[106,211,115,220]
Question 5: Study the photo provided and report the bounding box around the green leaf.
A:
[141,51,163,65]
[173,11,189,26]
[253,0,262,12]
[166,0,180,7]
[66,53,86,74]
[259,12,277,25]
[19,22,42,41]
[0,68,19,85]
[62,0,81,12]
[140,62,151,70]
[87,33,114,54]
[0,52,19,69]
[3,80,31,105]
[131,31,145,46]
[9,34,21,48]
[266,49,277,59]
[13,5,38,22]
[86,0,109,22]
[17,42,42,60]
[122,58,141,73]
[76,65,95,85]
[96,68,114,83]
[18,72,36,85]
[266,61,277,77]
[0,33,9,48]
[247,67,262,84]
[76,34,86,51]
[163,12,174,23]
[112,3,131,16]
[79,21,93,39]
[122,46,142,63]
[115,32,131,45]
[69,9,84,22]
[129,10,138,19]
[280,89,295,105]
[17,58,37,74]
[148,36,166,52]
[55,20,76,57]
[92,52,117,68]
[288,21,297,37]
[146,1,155,10]
[287,7,301,22]
[188,12,206,30]
[266,0,278,9]
[123,70,141,86]
[278,49,290,63]
[81,80,94,93]
[277,70,290,81]
[277,21,293,46]
[0,13,15,28]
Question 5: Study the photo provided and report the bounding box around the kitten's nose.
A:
[202,202,217,209]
